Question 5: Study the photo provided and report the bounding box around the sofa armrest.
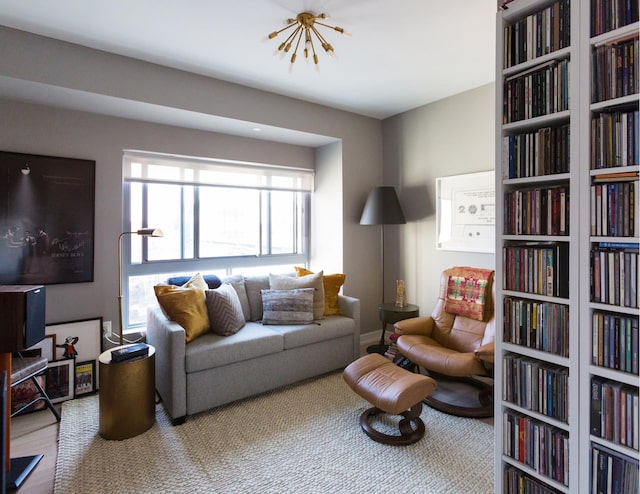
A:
[338,295,360,360]
[146,306,187,422]
[394,316,435,337]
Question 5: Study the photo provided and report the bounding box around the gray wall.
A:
[381,83,496,317]
[0,26,385,334]
[0,25,496,342]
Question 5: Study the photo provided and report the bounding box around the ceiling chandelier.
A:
[267,12,348,70]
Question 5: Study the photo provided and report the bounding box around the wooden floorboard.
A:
[9,407,59,494]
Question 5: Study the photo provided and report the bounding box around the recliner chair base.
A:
[360,403,425,445]
[422,372,494,418]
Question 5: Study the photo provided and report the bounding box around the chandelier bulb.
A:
[291,53,297,64]
[268,32,278,39]
[284,43,292,53]
[278,42,286,51]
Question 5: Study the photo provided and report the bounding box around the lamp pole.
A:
[118,228,163,346]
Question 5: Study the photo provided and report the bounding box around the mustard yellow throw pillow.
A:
[154,285,210,342]
[295,267,346,316]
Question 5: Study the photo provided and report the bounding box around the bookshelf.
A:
[496,0,639,492]
[579,1,639,492]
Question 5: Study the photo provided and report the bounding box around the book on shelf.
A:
[591,34,639,103]
[591,0,640,36]
[591,444,639,494]
[502,0,570,68]
[591,109,639,169]
[503,242,569,298]
[592,311,639,374]
[591,376,639,450]
[590,245,639,308]
[503,59,570,124]
[590,181,638,236]
[504,185,570,235]
[504,296,570,357]
[503,124,570,179]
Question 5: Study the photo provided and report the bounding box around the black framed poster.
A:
[0,151,95,284]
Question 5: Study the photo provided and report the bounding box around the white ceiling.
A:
[0,0,497,120]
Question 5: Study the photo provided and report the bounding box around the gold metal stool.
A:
[99,344,155,440]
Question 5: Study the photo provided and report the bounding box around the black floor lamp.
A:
[360,186,406,353]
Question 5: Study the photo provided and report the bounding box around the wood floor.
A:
[8,407,59,494]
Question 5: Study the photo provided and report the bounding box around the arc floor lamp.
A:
[360,186,406,351]
[118,228,163,345]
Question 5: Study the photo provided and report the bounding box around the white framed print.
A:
[436,171,495,253]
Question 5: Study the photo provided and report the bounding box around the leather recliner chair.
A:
[394,267,495,418]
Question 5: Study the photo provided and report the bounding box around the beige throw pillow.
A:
[269,271,325,320]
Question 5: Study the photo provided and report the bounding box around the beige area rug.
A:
[54,372,494,494]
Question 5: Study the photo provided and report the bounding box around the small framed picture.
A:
[11,375,46,416]
[26,334,56,362]
[74,360,96,397]
[44,359,74,403]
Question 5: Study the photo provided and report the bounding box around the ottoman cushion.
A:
[344,354,436,415]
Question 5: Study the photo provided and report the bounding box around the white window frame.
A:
[121,150,313,333]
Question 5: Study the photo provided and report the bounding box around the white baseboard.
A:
[359,330,381,347]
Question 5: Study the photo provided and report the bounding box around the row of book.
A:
[503,124,570,179]
[503,297,569,357]
[591,444,639,494]
[384,332,398,360]
[503,243,569,298]
[590,377,639,450]
[504,186,569,236]
[503,410,570,486]
[503,59,570,124]
[503,354,569,422]
[591,110,640,169]
[592,311,639,375]
[504,465,564,494]
[590,245,638,308]
[591,34,639,103]
[590,180,638,237]
[502,0,570,68]
[591,0,640,37]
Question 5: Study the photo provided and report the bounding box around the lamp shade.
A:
[359,186,406,225]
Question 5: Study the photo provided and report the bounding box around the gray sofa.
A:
[147,274,360,424]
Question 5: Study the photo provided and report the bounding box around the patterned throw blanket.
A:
[443,267,494,321]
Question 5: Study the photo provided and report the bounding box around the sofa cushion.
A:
[261,288,314,325]
[221,275,251,321]
[243,275,271,322]
[167,273,222,290]
[295,267,346,316]
[205,283,246,336]
[185,323,283,373]
[265,315,355,350]
[269,272,325,320]
[154,285,210,342]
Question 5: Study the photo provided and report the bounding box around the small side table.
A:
[367,303,419,355]
[99,344,155,440]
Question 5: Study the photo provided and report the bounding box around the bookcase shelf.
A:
[496,0,639,492]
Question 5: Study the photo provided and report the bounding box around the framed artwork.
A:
[74,360,96,397]
[10,375,46,415]
[46,317,102,362]
[26,334,56,362]
[44,359,74,403]
[46,317,102,389]
[436,171,496,253]
[0,151,96,285]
